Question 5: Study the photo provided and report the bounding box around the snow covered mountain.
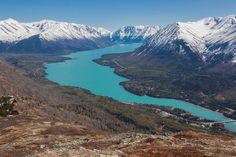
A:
[1,16,235,60]
[111,25,160,43]
[0,19,161,53]
[0,18,37,43]
[0,18,112,53]
[135,15,236,64]
[27,20,111,41]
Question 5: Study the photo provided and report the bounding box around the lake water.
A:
[45,43,236,132]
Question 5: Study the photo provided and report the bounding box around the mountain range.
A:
[135,15,236,64]
[0,18,158,53]
[0,18,114,53]
[1,15,236,63]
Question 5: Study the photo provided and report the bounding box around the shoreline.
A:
[44,44,236,133]
[95,58,236,120]
[2,44,235,133]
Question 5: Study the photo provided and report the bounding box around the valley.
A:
[97,15,236,122]
[1,14,236,156]
[1,46,236,156]
[3,51,236,156]
[2,51,223,134]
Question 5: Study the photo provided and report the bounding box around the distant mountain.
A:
[3,16,236,59]
[111,25,160,43]
[0,18,161,53]
[0,18,112,53]
[135,15,236,64]
[0,18,37,42]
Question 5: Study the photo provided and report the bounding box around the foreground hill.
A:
[1,117,235,157]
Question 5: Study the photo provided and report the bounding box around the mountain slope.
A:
[0,19,161,53]
[111,25,160,43]
[0,19,112,53]
[135,15,236,64]
[0,18,37,43]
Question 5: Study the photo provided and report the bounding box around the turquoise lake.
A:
[45,43,236,132]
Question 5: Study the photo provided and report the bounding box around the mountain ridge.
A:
[0,18,113,53]
[135,15,236,64]
[0,18,160,53]
[111,25,160,43]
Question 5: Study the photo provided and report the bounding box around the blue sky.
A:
[0,0,235,30]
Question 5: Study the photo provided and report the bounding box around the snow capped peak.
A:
[0,18,114,52]
[0,18,111,43]
[0,18,37,42]
[23,20,111,41]
[119,25,150,31]
[197,17,220,25]
[0,18,20,24]
[0,18,159,45]
[29,19,84,28]
[96,27,111,36]
[216,15,236,29]
[34,19,59,23]
[146,21,207,54]
[140,15,236,63]
[223,14,236,21]
[151,15,236,46]
[111,25,160,43]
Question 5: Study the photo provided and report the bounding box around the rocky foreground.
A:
[1,115,236,157]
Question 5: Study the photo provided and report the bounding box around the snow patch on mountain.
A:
[232,55,236,63]
[0,18,111,43]
[111,25,160,43]
[96,27,111,36]
[0,18,37,42]
[141,15,236,63]
[27,20,110,41]
[0,18,113,52]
